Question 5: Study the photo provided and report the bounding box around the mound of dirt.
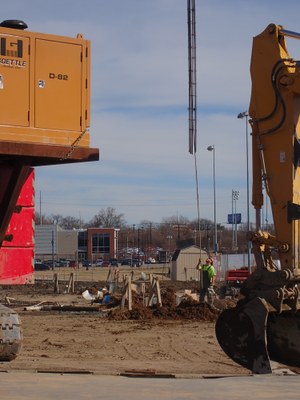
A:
[107,287,221,321]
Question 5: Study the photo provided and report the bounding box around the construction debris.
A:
[120,369,175,378]
[3,276,235,323]
[82,289,103,302]
[24,301,60,311]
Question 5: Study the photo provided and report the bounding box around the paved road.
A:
[1,372,299,400]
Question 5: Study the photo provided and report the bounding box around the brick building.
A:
[35,225,119,263]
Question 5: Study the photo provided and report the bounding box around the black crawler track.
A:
[0,304,22,361]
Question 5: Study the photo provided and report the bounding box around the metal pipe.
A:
[279,28,300,40]
[207,145,217,255]
[238,111,251,269]
[232,190,234,249]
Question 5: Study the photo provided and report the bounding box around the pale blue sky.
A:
[4,0,300,225]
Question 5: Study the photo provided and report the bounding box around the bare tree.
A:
[49,214,64,226]
[161,215,190,226]
[61,216,82,230]
[88,207,126,228]
[34,212,52,225]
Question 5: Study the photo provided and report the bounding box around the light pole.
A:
[237,111,251,268]
[114,228,120,259]
[137,226,144,266]
[137,228,140,265]
[232,190,240,250]
[132,224,135,248]
[166,235,173,258]
[207,145,218,255]
[51,230,55,270]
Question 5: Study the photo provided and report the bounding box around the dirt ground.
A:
[0,274,260,377]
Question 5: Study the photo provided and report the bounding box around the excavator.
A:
[216,23,300,374]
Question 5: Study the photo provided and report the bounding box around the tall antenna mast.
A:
[187,0,201,255]
[188,0,197,155]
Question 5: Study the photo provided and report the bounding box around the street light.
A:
[166,235,173,256]
[114,228,120,259]
[207,145,218,255]
[132,224,135,248]
[237,111,250,268]
[137,226,144,266]
[232,190,240,250]
[51,230,55,270]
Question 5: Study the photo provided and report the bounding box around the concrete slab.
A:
[0,371,299,400]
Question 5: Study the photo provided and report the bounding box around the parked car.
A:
[121,259,131,266]
[121,258,142,267]
[44,260,60,268]
[145,257,156,264]
[82,260,92,268]
[34,262,50,271]
[109,258,119,267]
[58,258,70,267]
[100,260,111,268]
[132,258,142,267]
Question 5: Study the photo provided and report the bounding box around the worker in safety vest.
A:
[198,258,216,304]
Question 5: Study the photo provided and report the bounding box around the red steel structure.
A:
[0,169,34,284]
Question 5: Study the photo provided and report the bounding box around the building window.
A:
[92,233,110,254]
[78,231,88,252]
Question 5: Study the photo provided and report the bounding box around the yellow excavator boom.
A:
[250,24,300,275]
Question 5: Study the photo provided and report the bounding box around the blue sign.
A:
[228,213,242,224]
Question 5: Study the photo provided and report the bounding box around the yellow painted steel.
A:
[0,25,90,147]
[216,24,300,375]
[249,24,300,274]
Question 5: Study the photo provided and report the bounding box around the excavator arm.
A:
[216,24,300,373]
[251,24,300,276]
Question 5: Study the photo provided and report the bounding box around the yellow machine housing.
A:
[0,20,99,362]
[0,24,90,146]
[249,24,300,275]
[216,24,300,374]
[0,20,98,246]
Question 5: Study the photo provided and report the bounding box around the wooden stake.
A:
[67,272,75,293]
[54,273,59,293]
[147,275,162,307]
[106,268,112,282]
[121,275,132,310]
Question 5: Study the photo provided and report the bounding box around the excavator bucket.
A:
[215,298,300,374]
[267,311,300,367]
